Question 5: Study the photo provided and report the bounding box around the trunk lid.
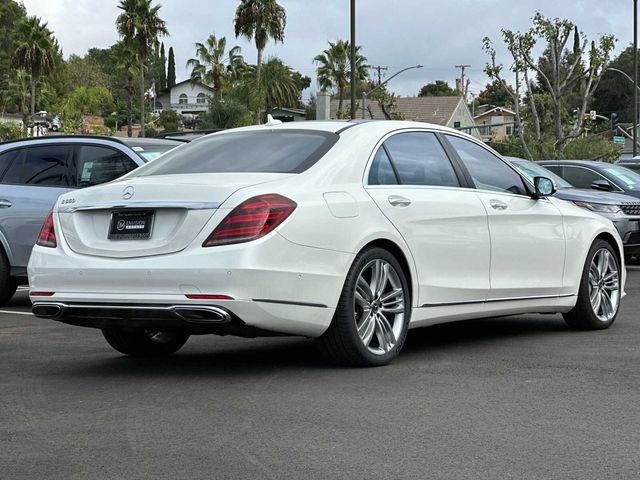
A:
[58,173,292,258]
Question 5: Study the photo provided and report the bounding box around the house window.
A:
[178,94,188,105]
[453,121,461,128]
[506,126,513,135]
[154,101,163,110]
[196,93,207,104]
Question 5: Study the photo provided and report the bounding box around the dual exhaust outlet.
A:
[32,302,231,324]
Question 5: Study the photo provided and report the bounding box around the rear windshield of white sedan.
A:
[133,130,339,176]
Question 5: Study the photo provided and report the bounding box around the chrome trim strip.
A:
[59,201,221,213]
[252,298,328,308]
[421,293,576,308]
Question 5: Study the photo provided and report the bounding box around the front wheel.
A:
[316,247,411,367]
[102,329,190,357]
[563,240,621,330]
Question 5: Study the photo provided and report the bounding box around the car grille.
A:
[620,203,640,216]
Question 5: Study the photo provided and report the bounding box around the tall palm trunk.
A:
[30,76,36,116]
[338,87,344,115]
[140,57,146,137]
[127,78,133,137]
[255,48,264,123]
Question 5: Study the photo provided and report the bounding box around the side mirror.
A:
[591,179,613,192]
[534,176,556,198]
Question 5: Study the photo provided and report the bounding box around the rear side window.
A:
[383,132,459,187]
[1,145,72,187]
[134,130,338,176]
[368,147,398,185]
[446,135,527,195]
[76,145,139,187]
[0,149,19,180]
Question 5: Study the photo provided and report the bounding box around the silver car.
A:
[0,135,181,305]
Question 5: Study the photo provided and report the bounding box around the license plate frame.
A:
[108,210,155,240]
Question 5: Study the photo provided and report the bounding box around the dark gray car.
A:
[0,135,181,305]
[509,158,640,258]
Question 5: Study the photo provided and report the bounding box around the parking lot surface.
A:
[2,269,640,480]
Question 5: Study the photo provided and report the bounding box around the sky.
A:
[19,0,636,99]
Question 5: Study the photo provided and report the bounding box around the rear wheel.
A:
[0,249,17,307]
[102,329,190,357]
[563,240,621,330]
[317,247,411,367]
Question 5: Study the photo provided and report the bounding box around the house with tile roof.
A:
[328,96,481,139]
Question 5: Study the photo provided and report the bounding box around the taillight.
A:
[36,211,57,248]
[202,194,297,247]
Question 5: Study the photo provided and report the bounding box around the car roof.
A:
[538,159,609,167]
[118,137,183,148]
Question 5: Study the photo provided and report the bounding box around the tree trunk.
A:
[338,89,344,116]
[127,84,133,138]
[30,77,36,116]
[255,49,263,124]
[140,57,146,137]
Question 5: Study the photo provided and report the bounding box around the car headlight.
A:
[573,201,621,213]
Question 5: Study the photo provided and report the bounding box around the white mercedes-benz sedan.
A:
[28,120,626,366]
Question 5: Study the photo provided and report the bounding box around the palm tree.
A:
[186,34,244,98]
[116,0,168,137]
[113,41,139,137]
[259,57,299,114]
[314,40,368,115]
[234,0,286,120]
[12,15,58,116]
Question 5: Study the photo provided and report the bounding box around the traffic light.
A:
[611,112,619,133]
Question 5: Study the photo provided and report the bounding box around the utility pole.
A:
[634,0,638,156]
[350,0,356,119]
[370,65,388,85]
[455,64,471,101]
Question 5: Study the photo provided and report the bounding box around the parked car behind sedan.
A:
[509,158,640,259]
[539,160,640,198]
[616,156,640,174]
[29,121,625,366]
[0,135,181,305]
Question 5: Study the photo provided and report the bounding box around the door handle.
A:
[0,199,11,208]
[489,199,508,211]
[388,195,411,207]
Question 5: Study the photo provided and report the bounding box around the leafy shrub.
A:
[0,121,25,142]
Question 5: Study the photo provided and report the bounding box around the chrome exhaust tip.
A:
[171,306,231,323]
[32,303,64,319]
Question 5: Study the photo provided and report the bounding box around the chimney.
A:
[316,92,331,120]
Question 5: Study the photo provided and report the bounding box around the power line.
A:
[369,65,388,85]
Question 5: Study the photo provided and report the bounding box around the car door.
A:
[0,144,75,271]
[365,131,491,306]
[444,134,565,300]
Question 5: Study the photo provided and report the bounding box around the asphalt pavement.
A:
[1,270,640,480]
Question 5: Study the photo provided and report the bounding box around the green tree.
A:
[156,109,181,131]
[234,0,286,121]
[116,0,168,137]
[592,45,636,123]
[186,34,244,97]
[167,46,176,88]
[200,97,252,129]
[113,41,139,137]
[159,42,166,90]
[418,80,456,97]
[12,15,59,115]
[314,40,368,116]
[258,56,299,114]
[0,0,27,93]
[65,54,111,91]
[476,79,514,107]
[60,86,114,126]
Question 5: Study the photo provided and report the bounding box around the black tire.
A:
[563,239,621,330]
[102,329,190,357]
[316,247,411,367]
[0,248,17,307]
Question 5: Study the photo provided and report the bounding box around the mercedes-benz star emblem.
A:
[121,186,134,200]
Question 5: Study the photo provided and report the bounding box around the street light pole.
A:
[361,65,423,119]
[350,0,356,120]
[634,0,638,156]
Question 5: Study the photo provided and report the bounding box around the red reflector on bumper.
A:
[30,291,55,297]
[185,294,234,300]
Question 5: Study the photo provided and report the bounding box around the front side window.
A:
[561,166,606,189]
[1,145,71,187]
[446,135,527,195]
[383,132,459,187]
[76,145,139,187]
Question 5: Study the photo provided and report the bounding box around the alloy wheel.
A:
[588,248,620,322]
[353,259,406,355]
